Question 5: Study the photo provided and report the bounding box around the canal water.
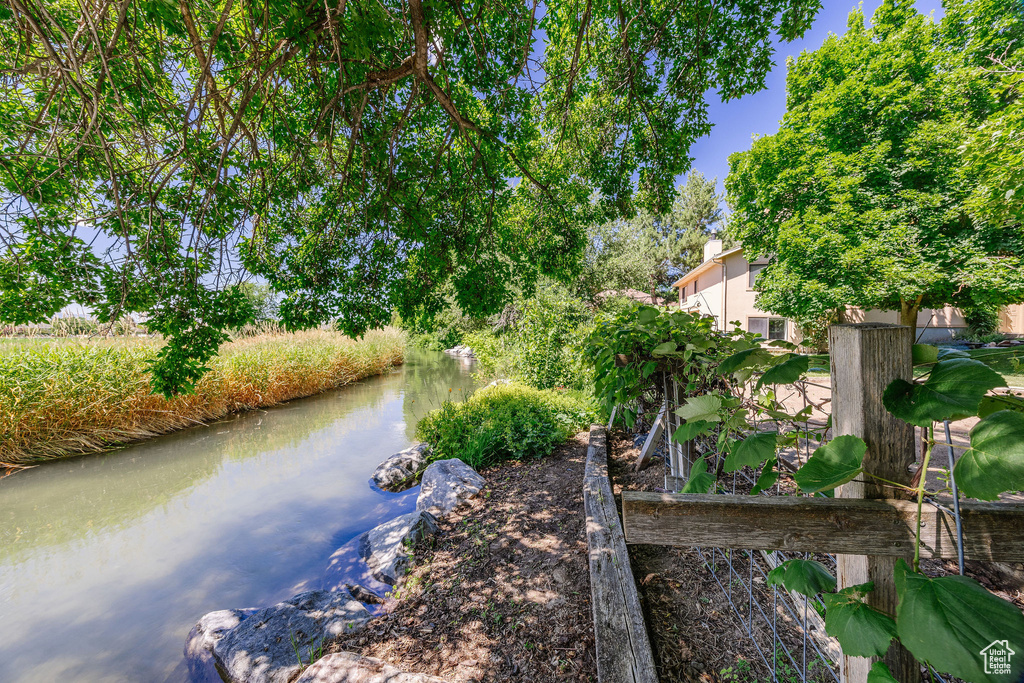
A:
[0,349,477,683]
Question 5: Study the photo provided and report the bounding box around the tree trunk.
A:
[899,298,922,341]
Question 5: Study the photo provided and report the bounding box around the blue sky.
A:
[690,0,945,201]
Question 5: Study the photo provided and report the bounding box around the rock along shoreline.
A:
[185,447,485,683]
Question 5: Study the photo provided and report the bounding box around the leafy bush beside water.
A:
[465,287,595,391]
[396,288,490,351]
[415,383,597,469]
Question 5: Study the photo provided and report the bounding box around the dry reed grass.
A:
[0,328,405,465]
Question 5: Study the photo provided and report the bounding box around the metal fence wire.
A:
[657,376,963,683]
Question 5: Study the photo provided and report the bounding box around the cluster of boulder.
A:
[442,344,475,358]
[186,445,485,683]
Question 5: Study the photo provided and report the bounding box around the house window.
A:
[748,317,788,340]
[748,263,767,289]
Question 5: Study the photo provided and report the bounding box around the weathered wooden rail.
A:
[583,424,657,683]
[622,493,1024,563]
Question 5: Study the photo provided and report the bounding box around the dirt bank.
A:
[328,432,597,682]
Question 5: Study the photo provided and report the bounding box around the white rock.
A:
[322,538,392,597]
[324,511,438,589]
[208,589,373,683]
[443,344,475,358]
[371,443,431,491]
[415,459,485,517]
[361,511,439,584]
[184,608,258,681]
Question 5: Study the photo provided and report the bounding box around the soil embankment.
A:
[328,432,598,682]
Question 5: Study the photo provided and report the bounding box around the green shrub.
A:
[415,382,597,469]
[595,294,639,318]
[962,304,1002,340]
[397,291,488,351]
[466,286,595,391]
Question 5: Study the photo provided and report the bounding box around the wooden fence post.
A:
[829,324,921,683]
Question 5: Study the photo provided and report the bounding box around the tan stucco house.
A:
[672,240,1024,344]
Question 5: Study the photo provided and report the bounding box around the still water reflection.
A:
[0,349,477,683]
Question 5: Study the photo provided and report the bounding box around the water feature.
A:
[0,348,477,683]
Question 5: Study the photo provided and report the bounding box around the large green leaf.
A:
[756,354,810,389]
[750,456,779,495]
[953,410,1024,501]
[978,394,1024,418]
[651,341,677,355]
[912,344,939,365]
[723,431,777,472]
[718,347,772,375]
[882,358,1006,427]
[687,338,712,353]
[680,456,716,494]
[867,662,899,683]
[793,435,866,493]
[767,559,836,597]
[674,395,724,423]
[895,559,1024,682]
[636,307,660,324]
[672,420,714,442]
[822,584,897,658]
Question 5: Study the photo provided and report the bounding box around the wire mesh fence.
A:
[653,373,977,683]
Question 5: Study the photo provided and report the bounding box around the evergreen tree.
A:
[583,172,723,301]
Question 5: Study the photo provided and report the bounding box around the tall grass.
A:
[0,328,405,465]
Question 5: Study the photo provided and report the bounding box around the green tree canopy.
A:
[238,283,279,323]
[0,0,819,393]
[726,0,1024,339]
[581,171,723,300]
[961,14,1024,227]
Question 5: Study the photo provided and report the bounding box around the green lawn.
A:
[966,346,1024,387]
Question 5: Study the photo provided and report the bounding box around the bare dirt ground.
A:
[328,432,597,682]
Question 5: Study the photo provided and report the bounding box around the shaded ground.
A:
[328,432,597,682]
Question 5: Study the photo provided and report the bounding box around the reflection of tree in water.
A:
[400,348,480,441]
[219,372,398,462]
[0,373,398,564]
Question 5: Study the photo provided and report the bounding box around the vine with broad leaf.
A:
[587,305,1024,683]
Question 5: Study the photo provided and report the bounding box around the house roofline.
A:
[672,246,744,288]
